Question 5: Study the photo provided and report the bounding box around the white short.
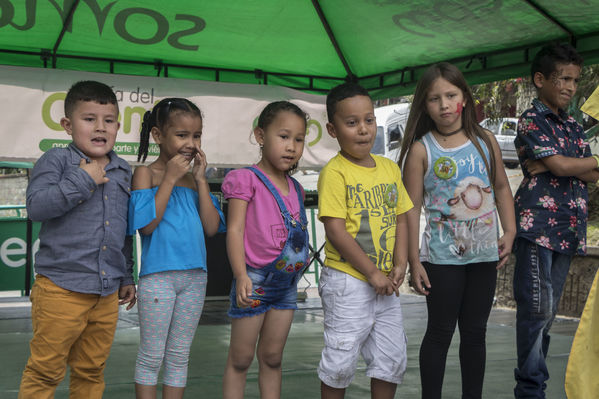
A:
[317,267,408,389]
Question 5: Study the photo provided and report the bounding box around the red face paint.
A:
[456,103,463,114]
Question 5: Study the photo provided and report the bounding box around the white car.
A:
[375,104,410,163]
[480,117,519,167]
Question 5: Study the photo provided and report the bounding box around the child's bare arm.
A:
[575,169,599,183]
[131,165,162,235]
[402,142,431,295]
[226,198,253,307]
[488,133,516,269]
[388,212,409,295]
[537,154,598,178]
[526,157,599,182]
[192,145,223,237]
[322,216,395,296]
[133,155,191,235]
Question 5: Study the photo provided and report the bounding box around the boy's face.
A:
[326,95,376,167]
[535,63,581,115]
[61,101,120,162]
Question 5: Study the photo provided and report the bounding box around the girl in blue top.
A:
[128,98,225,399]
[400,63,516,399]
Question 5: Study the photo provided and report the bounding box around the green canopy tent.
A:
[1,0,598,99]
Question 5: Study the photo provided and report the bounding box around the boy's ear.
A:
[326,122,337,139]
[150,126,161,144]
[60,117,73,136]
[253,127,265,146]
[533,71,546,89]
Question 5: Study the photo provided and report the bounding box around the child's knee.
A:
[318,345,358,388]
[23,361,67,386]
[257,350,283,369]
[318,362,355,389]
[229,350,255,372]
[69,365,103,383]
[136,351,164,376]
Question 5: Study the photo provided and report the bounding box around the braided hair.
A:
[137,98,203,162]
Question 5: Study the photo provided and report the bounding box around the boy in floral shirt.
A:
[512,43,599,398]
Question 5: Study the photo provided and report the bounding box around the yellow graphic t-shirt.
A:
[317,153,413,281]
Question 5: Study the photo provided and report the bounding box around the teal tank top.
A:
[420,132,499,265]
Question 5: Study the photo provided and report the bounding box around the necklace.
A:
[436,127,463,137]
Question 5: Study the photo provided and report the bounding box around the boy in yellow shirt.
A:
[317,82,413,399]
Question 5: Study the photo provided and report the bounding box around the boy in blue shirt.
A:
[513,43,599,398]
[317,82,413,399]
[19,81,136,399]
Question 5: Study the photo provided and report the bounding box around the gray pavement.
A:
[0,291,578,398]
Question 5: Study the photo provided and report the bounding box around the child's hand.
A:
[367,270,396,296]
[164,154,191,183]
[192,145,208,183]
[118,284,137,310]
[409,261,431,295]
[79,158,109,185]
[497,233,515,269]
[387,264,407,297]
[235,274,254,308]
[524,159,548,176]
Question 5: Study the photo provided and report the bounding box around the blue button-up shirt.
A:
[514,99,590,255]
[27,144,134,295]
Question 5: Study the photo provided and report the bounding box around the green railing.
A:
[0,204,27,218]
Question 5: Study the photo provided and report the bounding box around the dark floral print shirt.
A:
[514,99,591,255]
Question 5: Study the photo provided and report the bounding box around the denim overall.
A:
[228,167,309,318]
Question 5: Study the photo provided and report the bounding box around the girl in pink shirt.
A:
[222,101,309,398]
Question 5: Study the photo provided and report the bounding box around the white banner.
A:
[0,65,338,168]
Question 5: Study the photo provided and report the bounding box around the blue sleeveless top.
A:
[127,186,226,277]
[420,133,499,265]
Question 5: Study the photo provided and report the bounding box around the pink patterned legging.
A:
[134,269,207,387]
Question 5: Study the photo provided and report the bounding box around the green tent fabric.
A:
[1,0,598,99]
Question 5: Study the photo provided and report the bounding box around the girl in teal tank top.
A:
[400,62,516,399]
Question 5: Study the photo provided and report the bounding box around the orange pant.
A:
[19,275,119,399]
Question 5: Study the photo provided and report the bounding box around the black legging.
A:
[419,261,497,399]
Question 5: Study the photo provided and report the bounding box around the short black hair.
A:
[64,80,118,117]
[531,43,583,89]
[326,82,371,123]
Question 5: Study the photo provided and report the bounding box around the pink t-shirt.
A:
[221,166,305,269]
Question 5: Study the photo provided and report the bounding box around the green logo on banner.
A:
[41,93,66,131]
[307,119,322,147]
[38,139,159,157]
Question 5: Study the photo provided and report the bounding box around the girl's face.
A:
[425,77,466,133]
[153,112,203,161]
[255,111,306,174]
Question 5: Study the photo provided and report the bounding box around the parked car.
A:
[480,117,519,167]
[375,104,410,163]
